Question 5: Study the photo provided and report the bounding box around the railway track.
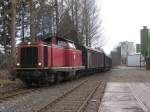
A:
[83,81,106,112]
[0,88,37,102]
[35,79,106,112]
[0,84,62,103]
[0,77,89,103]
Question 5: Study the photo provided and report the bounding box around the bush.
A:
[0,54,16,79]
[0,55,15,69]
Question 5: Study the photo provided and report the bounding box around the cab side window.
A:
[68,42,76,49]
[57,40,67,48]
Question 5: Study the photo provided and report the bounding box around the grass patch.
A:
[0,79,13,87]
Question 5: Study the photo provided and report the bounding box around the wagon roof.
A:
[84,46,104,53]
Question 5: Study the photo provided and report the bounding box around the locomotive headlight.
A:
[17,62,20,66]
[38,62,42,66]
[28,42,31,45]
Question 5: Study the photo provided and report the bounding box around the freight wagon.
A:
[16,36,111,86]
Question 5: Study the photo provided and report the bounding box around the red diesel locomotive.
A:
[16,36,111,86]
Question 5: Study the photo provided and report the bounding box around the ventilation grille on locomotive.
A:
[20,47,38,68]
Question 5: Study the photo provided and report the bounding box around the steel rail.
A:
[77,81,106,112]
[34,79,88,112]
[0,88,37,102]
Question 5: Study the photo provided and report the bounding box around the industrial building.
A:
[127,54,145,67]
[120,41,135,64]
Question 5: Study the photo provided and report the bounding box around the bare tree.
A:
[12,0,103,47]
[81,0,102,47]
[11,0,16,58]
[28,0,36,41]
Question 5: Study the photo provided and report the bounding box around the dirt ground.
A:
[0,69,23,94]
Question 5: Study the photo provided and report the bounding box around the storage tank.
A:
[136,44,141,53]
[140,26,150,57]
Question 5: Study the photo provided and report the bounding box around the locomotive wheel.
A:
[50,74,55,83]
[37,80,43,87]
[75,71,79,80]
[47,74,55,85]
[63,72,70,81]
[39,76,47,86]
[25,82,32,87]
[55,72,64,84]
[67,71,76,80]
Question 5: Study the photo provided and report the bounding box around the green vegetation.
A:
[0,79,13,87]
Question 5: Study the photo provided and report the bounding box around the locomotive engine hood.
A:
[16,41,47,69]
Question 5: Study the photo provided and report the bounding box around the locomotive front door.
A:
[44,46,48,67]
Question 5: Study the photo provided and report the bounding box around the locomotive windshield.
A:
[20,47,38,68]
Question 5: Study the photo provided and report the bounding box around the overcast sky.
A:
[96,0,150,54]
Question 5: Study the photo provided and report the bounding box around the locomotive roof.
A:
[44,36,74,43]
[84,46,112,58]
[84,46,104,53]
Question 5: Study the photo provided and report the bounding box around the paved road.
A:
[99,67,150,112]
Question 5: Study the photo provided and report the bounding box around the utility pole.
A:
[11,0,16,59]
